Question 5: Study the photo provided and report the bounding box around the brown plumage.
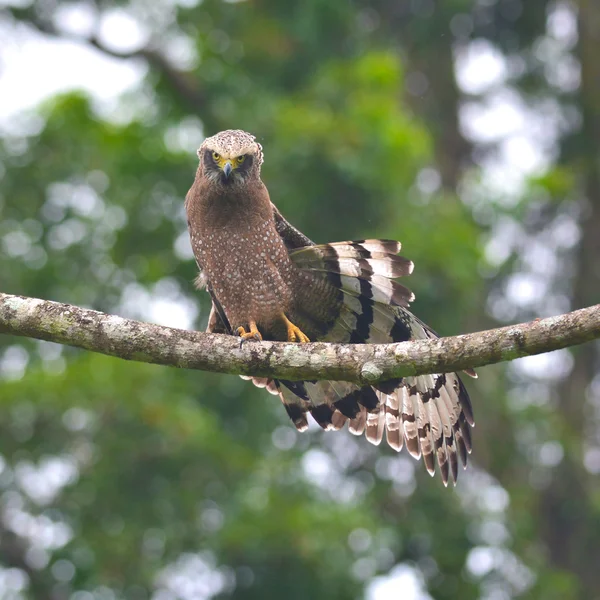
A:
[185,129,476,486]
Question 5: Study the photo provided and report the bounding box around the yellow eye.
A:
[236,155,246,164]
[212,152,220,161]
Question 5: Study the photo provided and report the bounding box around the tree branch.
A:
[1,293,599,384]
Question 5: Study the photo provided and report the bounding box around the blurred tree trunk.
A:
[538,2,600,597]
[405,46,471,192]
[372,1,472,193]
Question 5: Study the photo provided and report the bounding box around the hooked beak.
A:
[222,160,233,179]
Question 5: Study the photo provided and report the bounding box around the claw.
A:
[281,313,310,343]
[237,321,262,347]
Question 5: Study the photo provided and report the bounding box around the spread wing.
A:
[201,207,475,486]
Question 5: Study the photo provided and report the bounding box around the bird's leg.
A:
[237,320,263,347]
[280,313,310,343]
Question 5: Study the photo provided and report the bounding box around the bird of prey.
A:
[185,129,475,486]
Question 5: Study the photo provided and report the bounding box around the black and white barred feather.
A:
[207,210,475,486]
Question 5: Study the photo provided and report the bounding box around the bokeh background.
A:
[1,1,599,598]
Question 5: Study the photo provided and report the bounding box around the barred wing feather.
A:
[237,238,475,486]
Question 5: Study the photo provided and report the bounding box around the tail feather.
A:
[304,381,349,431]
[434,387,458,485]
[331,409,348,430]
[415,391,435,475]
[456,428,469,468]
[384,393,403,452]
[427,393,447,482]
[277,381,311,432]
[402,385,421,459]
[240,238,475,485]
[365,401,385,446]
[348,406,367,436]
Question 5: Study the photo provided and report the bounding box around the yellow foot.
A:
[281,313,310,343]
[237,321,263,346]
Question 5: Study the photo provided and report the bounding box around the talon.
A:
[237,321,262,347]
[281,313,310,343]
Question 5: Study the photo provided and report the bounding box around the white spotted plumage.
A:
[186,130,476,487]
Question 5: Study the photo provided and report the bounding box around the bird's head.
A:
[198,129,263,187]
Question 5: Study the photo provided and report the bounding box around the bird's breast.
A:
[191,218,297,330]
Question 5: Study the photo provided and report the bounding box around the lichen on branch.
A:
[0,292,599,384]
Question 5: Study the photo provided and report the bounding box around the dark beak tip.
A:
[223,163,233,178]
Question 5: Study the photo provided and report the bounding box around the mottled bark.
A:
[1,292,598,384]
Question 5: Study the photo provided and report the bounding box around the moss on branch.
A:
[1,292,599,384]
